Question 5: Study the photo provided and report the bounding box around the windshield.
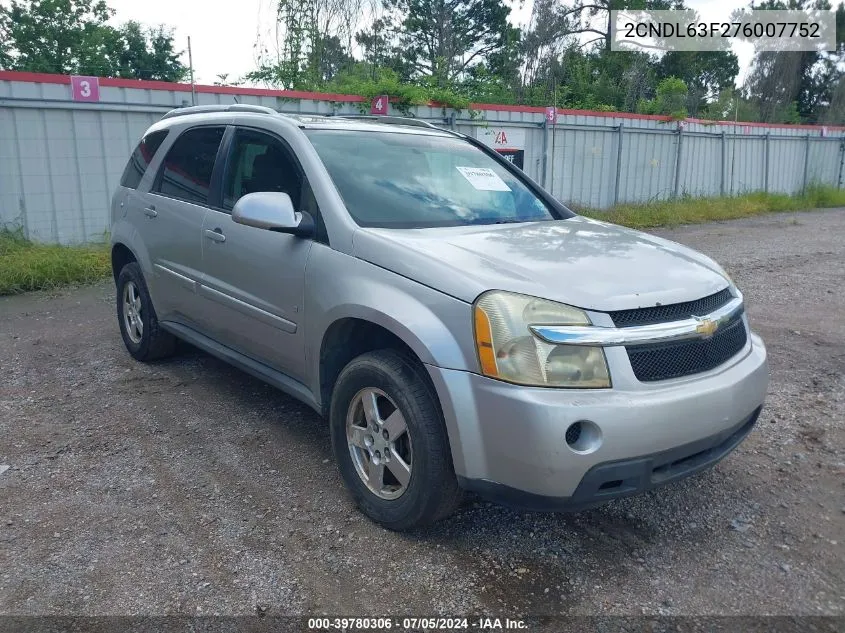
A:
[305,129,561,228]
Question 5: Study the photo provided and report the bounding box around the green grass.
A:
[1,184,844,296]
[0,228,110,296]
[578,184,845,230]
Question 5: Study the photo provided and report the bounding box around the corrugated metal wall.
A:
[1,73,843,244]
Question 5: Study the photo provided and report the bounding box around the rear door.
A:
[145,125,226,328]
[115,129,169,228]
[198,126,315,381]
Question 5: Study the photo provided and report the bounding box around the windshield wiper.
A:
[493,218,546,224]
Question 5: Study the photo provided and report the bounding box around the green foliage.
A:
[0,227,110,295]
[743,0,845,123]
[247,0,311,89]
[0,0,114,75]
[387,0,513,87]
[246,0,841,124]
[110,21,187,82]
[699,88,760,122]
[578,186,845,230]
[325,65,470,113]
[637,77,688,118]
[0,0,186,80]
[657,51,739,116]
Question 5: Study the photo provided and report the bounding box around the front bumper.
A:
[426,332,769,506]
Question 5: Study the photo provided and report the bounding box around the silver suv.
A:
[110,105,769,530]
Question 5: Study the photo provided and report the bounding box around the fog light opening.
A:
[599,479,623,491]
[565,420,602,454]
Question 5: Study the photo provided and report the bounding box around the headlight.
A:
[473,291,611,388]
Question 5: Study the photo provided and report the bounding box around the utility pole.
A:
[550,82,557,196]
[188,36,197,106]
[730,90,739,196]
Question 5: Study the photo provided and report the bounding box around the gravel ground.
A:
[1,209,843,619]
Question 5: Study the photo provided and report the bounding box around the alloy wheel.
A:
[122,280,143,344]
[346,387,413,500]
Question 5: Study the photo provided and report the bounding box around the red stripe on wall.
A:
[1,70,842,131]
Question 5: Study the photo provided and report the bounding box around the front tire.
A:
[116,262,176,362]
[329,349,462,531]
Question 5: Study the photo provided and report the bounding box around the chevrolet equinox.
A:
[110,105,769,530]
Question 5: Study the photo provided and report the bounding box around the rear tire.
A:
[116,262,176,362]
[329,349,462,531]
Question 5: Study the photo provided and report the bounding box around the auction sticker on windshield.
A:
[456,166,511,192]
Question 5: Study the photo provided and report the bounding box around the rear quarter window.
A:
[120,130,168,189]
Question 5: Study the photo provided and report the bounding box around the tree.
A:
[308,34,352,83]
[0,0,116,75]
[743,0,844,123]
[700,88,760,122]
[386,0,513,86]
[356,17,404,78]
[0,0,186,81]
[111,21,187,82]
[637,76,688,117]
[250,0,363,89]
[519,0,573,96]
[551,0,685,52]
[657,51,739,117]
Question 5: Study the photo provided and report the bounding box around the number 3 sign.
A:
[370,95,388,115]
[71,76,100,102]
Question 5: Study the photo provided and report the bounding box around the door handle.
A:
[143,206,157,218]
[204,228,226,243]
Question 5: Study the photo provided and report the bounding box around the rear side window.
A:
[120,131,168,189]
[153,126,225,205]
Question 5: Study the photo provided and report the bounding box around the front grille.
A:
[609,288,733,328]
[627,313,747,381]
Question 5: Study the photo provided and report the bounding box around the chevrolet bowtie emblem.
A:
[693,316,719,337]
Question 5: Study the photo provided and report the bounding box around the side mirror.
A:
[232,191,314,238]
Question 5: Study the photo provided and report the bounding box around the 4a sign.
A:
[370,95,389,115]
[491,130,510,145]
[477,127,526,151]
[545,106,557,124]
[70,76,100,102]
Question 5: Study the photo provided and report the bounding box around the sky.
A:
[106,0,755,87]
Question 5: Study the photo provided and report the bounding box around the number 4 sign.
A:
[370,95,388,115]
[71,76,100,102]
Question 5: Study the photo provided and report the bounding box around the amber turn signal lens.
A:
[474,305,499,377]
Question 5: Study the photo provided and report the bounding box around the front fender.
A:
[304,245,478,396]
[304,246,481,477]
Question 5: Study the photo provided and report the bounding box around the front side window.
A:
[120,130,168,189]
[305,130,562,228]
[154,126,225,205]
[222,128,302,211]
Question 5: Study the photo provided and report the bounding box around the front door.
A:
[198,127,313,382]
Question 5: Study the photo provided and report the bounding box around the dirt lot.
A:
[1,209,843,619]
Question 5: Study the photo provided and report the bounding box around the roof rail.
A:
[334,114,446,130]
[161,104,278,119]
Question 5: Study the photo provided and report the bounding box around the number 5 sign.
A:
[71,76,100,102]
[370,95,388,115]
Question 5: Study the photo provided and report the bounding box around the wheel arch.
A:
[318,315,439,419]
[111,242,137,283]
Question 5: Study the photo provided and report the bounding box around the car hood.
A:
[352,216,731,311]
